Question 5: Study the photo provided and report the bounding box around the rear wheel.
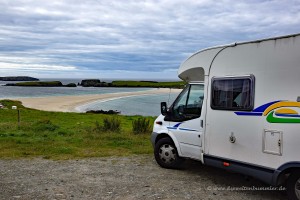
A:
[287,171,300,200]
[154,137,184,169]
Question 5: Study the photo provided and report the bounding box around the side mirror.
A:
[161,102,168,116]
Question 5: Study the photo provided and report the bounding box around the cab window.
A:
[166,84,204,121]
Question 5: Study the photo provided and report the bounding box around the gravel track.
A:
[0,155,287,200]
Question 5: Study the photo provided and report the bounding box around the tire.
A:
[287,171,300,200]
[154,137,184,169]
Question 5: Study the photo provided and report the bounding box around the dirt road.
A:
[0,156,287,200]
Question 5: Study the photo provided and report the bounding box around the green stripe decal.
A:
[267,111,300,123]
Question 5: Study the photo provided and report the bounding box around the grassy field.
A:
[0,100,155,159]
[8,81,63,87]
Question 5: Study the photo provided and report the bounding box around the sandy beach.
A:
[12,88,181,112]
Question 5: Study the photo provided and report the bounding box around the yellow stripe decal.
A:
[275,108,298,115]
[263,102,300,116]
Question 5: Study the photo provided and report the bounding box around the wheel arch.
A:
[155,133,183,157]
[273,162,300,186]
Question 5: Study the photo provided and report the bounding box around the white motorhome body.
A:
[151,33,300,200]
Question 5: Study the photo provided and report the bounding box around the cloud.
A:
[0,0,300,79]
[0,62,77,71]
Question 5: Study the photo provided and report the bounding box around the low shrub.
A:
[132,118,152,134]
[102,116,121,132]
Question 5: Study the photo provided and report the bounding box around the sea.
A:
[0,78,180,116]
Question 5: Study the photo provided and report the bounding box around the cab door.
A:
[165,84,204,160]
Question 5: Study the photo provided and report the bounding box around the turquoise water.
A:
[0,79,181,116]
[76,93,180,116]
[0,85,152,98]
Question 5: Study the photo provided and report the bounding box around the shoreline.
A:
[10,88,181,112]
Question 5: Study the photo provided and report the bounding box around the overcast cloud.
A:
[0,0,300,80]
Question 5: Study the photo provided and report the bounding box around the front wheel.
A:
[287,171,300,200]
[154,137,184,169]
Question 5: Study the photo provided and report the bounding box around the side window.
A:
[173,86,189,115]
[186,85,204,115]
[170,84,204,120]
[211,76,254,111]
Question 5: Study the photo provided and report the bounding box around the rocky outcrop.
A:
[65,83,77,87]
[80,79,101,87]
[86,110,120,114]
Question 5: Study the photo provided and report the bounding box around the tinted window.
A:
[211,76,254,110]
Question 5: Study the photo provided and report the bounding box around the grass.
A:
[0,100,155,159]
[13,81,63,87]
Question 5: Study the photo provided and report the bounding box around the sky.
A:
[0,0,300,80]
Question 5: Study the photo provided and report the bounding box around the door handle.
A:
[229,132,236,143]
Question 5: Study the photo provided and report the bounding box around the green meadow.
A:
[0,100,155,159]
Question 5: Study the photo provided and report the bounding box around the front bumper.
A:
[151,132,159,148]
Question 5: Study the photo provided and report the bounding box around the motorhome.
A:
[151,33,300,200]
